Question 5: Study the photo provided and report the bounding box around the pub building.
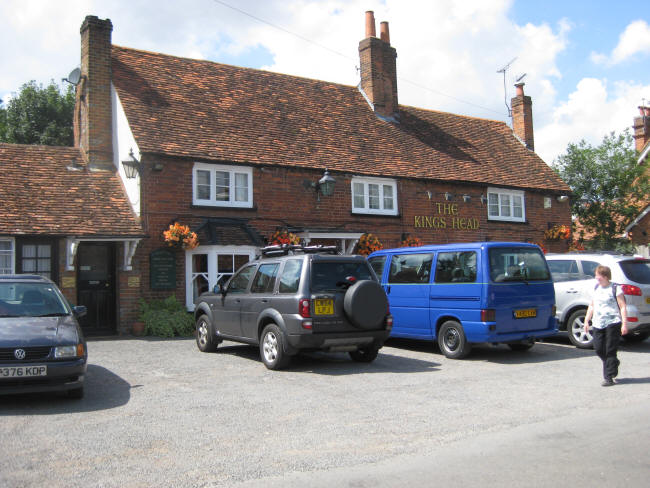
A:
[0,12,572,335]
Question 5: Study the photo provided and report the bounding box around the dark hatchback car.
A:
[0,275,88,398]
[194,246,392,369]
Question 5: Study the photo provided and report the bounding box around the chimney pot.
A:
[380,21,390,43]
[644,107,650,117]
[365,11,376,38]
[515,82,525,97]
[640,106,646,116]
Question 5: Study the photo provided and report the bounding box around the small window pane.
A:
[435,251,477,283]
[368,184,380,209]
[215,171,230,201]
[368,256,386,279]
[388,254,433,284]
[353,183,365,208]
[500,195,511,217]
[228,265,256,293]
[383,185,394,210]
[513,195,523,218]
[488,194,499,216]
[279,259,303,293]
[196,170,211,200]
[251,263,279,293]
[23,245,36,258]
[235,173,248,202]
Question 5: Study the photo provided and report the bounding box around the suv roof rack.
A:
[260,244,340,257]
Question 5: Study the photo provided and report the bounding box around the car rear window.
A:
[311,261,374,292]
[619,260,650,284]
[489,247,550,282]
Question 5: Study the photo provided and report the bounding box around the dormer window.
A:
[193,163,253,207]
[351,177,398,215]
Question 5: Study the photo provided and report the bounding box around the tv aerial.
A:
[497,57,517,117]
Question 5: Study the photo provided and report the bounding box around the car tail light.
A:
[302,320,313,329]
[621,284,642,296]
[481,309,496,322]
[299,298,311,318]
[628,317,638,322]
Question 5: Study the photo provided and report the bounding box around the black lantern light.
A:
[121,149,141,179]
[304,169,336,201]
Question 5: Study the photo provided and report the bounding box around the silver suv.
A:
[194,246,392,369]
[546,252,650,348]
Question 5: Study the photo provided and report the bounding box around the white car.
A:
[545,253,650,348]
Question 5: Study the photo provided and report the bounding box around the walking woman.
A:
[584,265,628,386]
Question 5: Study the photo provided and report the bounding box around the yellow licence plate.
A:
[314,298,334,315]
[646,297,650,304]
[514,308,537,319]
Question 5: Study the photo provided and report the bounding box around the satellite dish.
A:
[63,68,81,86]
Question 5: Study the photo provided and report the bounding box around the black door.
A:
[77,242,116,335]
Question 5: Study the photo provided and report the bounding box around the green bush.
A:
[139,296,194,338]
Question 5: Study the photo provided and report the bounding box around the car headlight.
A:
[54,344,84,358]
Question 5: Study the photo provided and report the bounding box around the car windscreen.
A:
[619,260,650,284]
[489,247,550,282]
[0,282,70,317]
[311,261,374,292]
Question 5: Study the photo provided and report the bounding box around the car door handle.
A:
[261,299,268,303]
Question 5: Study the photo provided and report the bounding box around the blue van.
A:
[367,242,557,358]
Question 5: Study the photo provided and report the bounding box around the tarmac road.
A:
[1,335,648,487]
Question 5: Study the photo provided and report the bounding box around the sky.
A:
[1,0,649,165]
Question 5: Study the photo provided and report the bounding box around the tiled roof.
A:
[112,46,570,193]
[0,144,143,236]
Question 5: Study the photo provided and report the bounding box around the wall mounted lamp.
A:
[556,195,569,203]
[444,192,453,201]
[462,194,471,203]
[480,195,488,205]
[303,169,336,201]
[121,149,141,179]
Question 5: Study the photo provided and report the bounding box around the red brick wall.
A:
[125,157,571,320]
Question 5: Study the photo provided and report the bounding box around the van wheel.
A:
[566,309,592,349]
[260,324,291,370]
[438,320,471,359]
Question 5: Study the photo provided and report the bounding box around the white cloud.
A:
[536,78,650,165]
[591,20,650,66]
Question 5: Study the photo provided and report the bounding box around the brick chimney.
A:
[358,11,398,120]
[633,106,650,153]
[511,82,534,151]
[75,16,114,171]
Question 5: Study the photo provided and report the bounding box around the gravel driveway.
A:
[1,336,649,487]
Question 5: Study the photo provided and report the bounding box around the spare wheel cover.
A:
[343,280,388,329]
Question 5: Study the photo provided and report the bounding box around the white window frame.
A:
[0,238,15,274]
[487,187,526,223]
[184,245,258,311]
[351,177,398,216]
[192,162,253,208]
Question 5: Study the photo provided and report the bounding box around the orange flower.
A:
[399,236,423,248]
[269,228,300,245]
[356,233,383,256]
[163,222,199,250]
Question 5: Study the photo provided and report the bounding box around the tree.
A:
[0,80,75,146]
[553,130,650,251]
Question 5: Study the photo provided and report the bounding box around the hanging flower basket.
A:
[356,233,383,256]
[544,224,571,241]
[269,228,300,246]
[163,222,199,250]
[399,235,423,248]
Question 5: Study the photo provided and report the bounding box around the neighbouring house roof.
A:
[111,46,570,193]
[0,143,143,237]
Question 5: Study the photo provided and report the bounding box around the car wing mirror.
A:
[73,305,87,318]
